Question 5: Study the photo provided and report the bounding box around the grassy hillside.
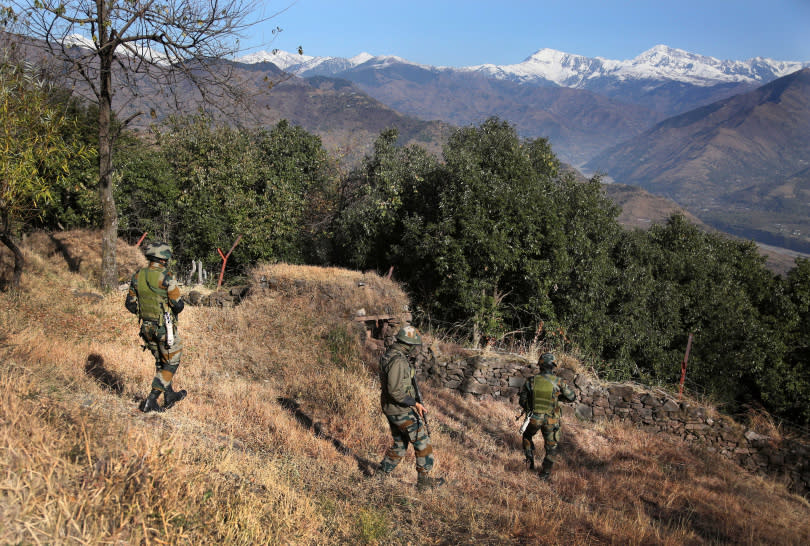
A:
[1,231,809,544]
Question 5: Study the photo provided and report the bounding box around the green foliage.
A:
[0,56,90,287]
[150,114,335,272]
[332,128,438,270]
[333,118,620,345]
[114,136,178,241]
[353,507,389,544]
[33,94,100,230]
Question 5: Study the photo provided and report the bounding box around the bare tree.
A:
[8,1,280,290]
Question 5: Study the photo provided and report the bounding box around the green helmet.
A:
[539,352,556,370]
[395,325,423,345]
[144,242,172,262]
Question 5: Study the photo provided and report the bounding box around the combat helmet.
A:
[144,241,172,263]
[395,325,422,345]
[539,352,556,370]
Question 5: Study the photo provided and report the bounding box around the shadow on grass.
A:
[85,354,124,395]
[48,233,82,273]
[277,397,379,477]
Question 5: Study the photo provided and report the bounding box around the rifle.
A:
[162,303,175,348]
[412,376,431,436]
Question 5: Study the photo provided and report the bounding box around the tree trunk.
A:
[98,6,118,291]
[0,232,24,290]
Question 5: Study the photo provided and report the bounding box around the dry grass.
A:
[1,230,809,544]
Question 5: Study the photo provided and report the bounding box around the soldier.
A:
[125,242,187,413]
[519,352,576,480]
[378,325,445,491]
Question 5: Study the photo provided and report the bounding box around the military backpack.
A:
[136,267,168,322]
[530,374,559,415]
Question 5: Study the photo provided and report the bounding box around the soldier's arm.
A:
[124,274,139,315]
[560,380,577,402]
[387,356,417,407]
[519,377,532,411]
[162,271,185,314]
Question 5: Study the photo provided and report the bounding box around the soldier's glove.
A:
[171,299,185,315]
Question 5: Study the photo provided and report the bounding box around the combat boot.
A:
[142,390,164,413]
[163,386,187,410]
[416,473,446,492]
[538,459,554,481]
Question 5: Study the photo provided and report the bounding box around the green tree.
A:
[154,114,334,274]
[781,258,810,423]
[114,136,178,242]
[0,57,88,289]
[34,93,101,230]
[12,0,269,289]
[333,128,438,270]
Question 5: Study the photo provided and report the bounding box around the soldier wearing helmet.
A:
[518,352,576,480]
[125,242,187,413]
[377,325,445,491]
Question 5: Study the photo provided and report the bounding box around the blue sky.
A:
[244,0,810,66]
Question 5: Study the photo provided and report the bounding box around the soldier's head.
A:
[144,242,172,264]
[395,325,423,347]
[539,352,556,371]
[396,325,424,360]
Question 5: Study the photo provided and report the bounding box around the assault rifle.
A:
[412,376,431,436]
[162,303,175,348]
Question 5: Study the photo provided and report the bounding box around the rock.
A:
[460,378,491,395]
[744,430,770,443]
[508,376,527,388]
[575,404,593,420]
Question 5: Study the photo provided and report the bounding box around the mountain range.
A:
[587,67,810,253]
[237,46,810,167]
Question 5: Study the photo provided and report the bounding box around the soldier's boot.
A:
[141,390,164,413]
[538,459,554,481]
[163,386,187,410]
[416,473,446,492]
[525,455,535,470]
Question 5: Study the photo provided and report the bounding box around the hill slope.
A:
[1,231,809,544]
[587,68,810,252]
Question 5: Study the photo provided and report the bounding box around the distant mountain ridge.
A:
[235,46,809,166]
[238,45,809,88]
[586,68,810,253]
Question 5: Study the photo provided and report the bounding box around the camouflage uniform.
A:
[125,243,186,412]
[519,353,576,479]
[378,326,444,490]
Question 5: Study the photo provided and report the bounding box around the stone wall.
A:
[418,349,810,498]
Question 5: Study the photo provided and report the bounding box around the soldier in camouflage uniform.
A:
[519,352,576,480]
[125,242,187,413]
[378,325,445,491]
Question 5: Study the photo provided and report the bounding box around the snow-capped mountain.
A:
[238,45,809,89]
[236,49,428,76]
[470,45,809,87]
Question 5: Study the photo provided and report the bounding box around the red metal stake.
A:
[679,333,693,400]
[216,235,243,290]
[136,232,148,247]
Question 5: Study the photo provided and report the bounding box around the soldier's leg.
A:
[408,412,445,490]
[379,413,412,474]
[539,417,562,478]
[140,323,164,413]
[152,332,183,393]
[411,417,435,475]
[522,417,542,469]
